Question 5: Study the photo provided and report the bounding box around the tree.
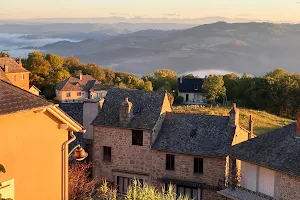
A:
[0,52,10,57]
[69,163,101,200]
[152,69,178,94]
[46,53,64,69]
[202,74,226,101]
[143,81,153,91]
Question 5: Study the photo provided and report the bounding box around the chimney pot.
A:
[248,115,253,139]
[297,113,300,136]
[125,97,129,102]
[229,103,239,127]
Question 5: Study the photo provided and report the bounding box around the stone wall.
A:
[93,126,153,182]
[275,171,300,200]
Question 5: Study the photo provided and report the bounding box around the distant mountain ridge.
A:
[38,22,300,76]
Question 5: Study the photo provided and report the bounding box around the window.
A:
[14,74,17,81]
[194,84,199,91]
[21,73,24,80]
[132,130,143,146]
[66,92,71,97]
[194,158,203,174]
[77,92,82,96]
[103,146,112,162]
[117,176,143,194]
[166,154,175,170]
[177,185,199,200]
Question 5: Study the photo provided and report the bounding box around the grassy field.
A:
[173,105,294,135]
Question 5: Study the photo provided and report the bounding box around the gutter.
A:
[61,131,76,200]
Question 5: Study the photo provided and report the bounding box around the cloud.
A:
[236,14,252,17]
[110,13,130,16]
[164,13,181,17]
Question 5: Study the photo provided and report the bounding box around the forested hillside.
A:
[2,51,300,119]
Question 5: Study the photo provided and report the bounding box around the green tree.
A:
[0,52,10,57]
[143,81,153,91]
[202,74,226,101]
[152,69,178,94]
[46,53,64,69]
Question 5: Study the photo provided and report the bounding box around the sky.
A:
[1,0,300,22]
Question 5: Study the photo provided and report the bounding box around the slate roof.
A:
[230,123,300,177]
[218,187,275,200]
[0,79,51,115]
[0,69,10,82]
[0,57,29,73]
[92,88,166,130]
[55,74,104,92]
[58,103,84,125]
[152,113,234,157]
[178,77,205,93]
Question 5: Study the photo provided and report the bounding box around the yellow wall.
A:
[0,110,68,200]
[5,72,30,90]
[56,90,87,102]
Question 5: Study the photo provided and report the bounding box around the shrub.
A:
[174,96,184,105]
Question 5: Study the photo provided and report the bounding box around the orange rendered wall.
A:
[0,110,68,200]
[5,72,30,90]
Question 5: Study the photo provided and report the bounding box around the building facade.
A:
[0,80,84,200]
[219,117,300,200]
[55,71,107,103]
[0,57,30,90]
[92,88,250,200]
[178,77,206,104]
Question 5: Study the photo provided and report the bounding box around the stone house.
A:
[178,77,206,104]
[55,71,107,102]
[218,115,300,200]
[92,88,251,200]
[0,79,84,200]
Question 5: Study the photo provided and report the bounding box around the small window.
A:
[166,154,175,170]
[132,130,143,146]
[66,92,71,97]
[14,74,17,81]
[194,158,203,174]
[21,73,24,80]
[194,84,199,91]
[117,176,144,194]
[77,92,82,96]
[103,146,112,162]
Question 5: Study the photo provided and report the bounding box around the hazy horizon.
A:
[2,0,300,23]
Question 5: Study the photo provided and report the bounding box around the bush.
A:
[174,96,184,105]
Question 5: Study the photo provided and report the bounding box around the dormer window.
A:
[194,84,199,91]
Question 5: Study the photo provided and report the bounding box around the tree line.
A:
[2,51,299,118]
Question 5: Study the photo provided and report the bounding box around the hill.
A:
[173,105,294,135]
[39,22,300,76]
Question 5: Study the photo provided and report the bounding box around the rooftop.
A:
[0,57,29,73]
[178,77,205,93]
[0,69,10,82]
[230,123,300,177]
[58,103,84,125]
[152,112,234,157]
[92,88,167,130]
[55,73,105,92]
[0,80,51,116]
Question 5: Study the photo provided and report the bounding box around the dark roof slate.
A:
[230,123,300,177]
[55,74,104,92]
[0,57,29,73]
[58,103,84,125]
[0,80,51,115]
[178,78,205,93]
[92,88,166,130]
[152,113,234,157]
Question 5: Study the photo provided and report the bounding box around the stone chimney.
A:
[229,103,239,127]
[119,97,133,125]
[180,76,183,83]
[297,113,300,137]
[17,56,22,67]
[79,71,83,80]
[248,115,253,139]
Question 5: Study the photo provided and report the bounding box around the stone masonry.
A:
[275,171,300,200]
